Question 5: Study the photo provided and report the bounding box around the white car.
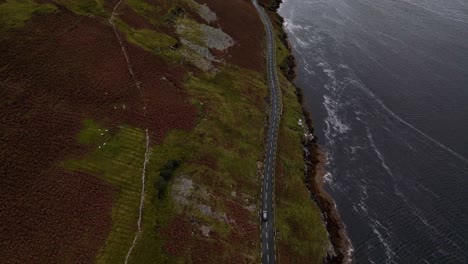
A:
[262,211,268,221]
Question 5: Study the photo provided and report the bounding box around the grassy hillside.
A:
[276,73,329,263]
[0,0,329,263]
[0,0,57,36]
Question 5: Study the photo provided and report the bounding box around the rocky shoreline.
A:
[260,0,352,262]
[301,112,352,264]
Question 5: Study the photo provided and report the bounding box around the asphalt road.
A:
[253,1,281,263]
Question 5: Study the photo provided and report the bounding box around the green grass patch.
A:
[176,17,205,46]
[265,11,329,261]
[181,67,266,200]
[0,0,57,37]
[64,122,148,263]
[125,66,267,263]
[275,64,329,262]
[124,0,172,25]
[65,121,197,263]
[115,19,183,63]
[128,28,177,50]
[124,130,195,264]
[274,28,290,69]
[77,118,108,144]
[53,0,107,17]
[125,0,158,16]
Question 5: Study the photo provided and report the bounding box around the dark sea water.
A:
[279,0,468,263]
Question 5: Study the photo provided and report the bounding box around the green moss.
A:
[176,18,205,46]
[126,0,158,15]
[125,0,183,26]
[115,19,183,63]
[124,0,159,22]
[0,0,57,37]
[53,0,107,17]
[125,0,174,24]
[131,29,177,50]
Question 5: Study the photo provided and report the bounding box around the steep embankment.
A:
[1,0,332,263]
[259,0,352,263]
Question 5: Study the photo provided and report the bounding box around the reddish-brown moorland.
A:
[0,6,196,262]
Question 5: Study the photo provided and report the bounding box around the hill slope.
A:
[0,0,329,262]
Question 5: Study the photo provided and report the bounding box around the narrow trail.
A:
[124,129,150,264]
[110,0,144,98]
[109,2,151,263]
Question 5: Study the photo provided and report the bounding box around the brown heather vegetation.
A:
[0,170,115,263]
[1,3,195,262]
[160,215,193,257]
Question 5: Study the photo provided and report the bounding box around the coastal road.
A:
[253,1,282,263]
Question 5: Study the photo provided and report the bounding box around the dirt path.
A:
[109,2,151,263]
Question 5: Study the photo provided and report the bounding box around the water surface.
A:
[279,0,468,262]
